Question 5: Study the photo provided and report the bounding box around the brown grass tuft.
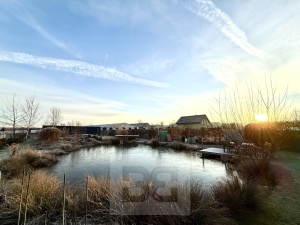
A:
[9,171,62,215]
[0,147,58,178]
[171,141,187,150]
[211,175,258,216]
[39,127,61,143]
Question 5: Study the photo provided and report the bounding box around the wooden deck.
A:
[115,135,139,137]
[199,147,236,157]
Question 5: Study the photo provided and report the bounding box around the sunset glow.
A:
[255,114,268,122]
[0,0,299,125]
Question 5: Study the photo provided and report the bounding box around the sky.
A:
[0,0,300,126]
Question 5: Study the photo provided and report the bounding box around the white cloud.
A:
[123,57,173,75]
[183,0,278,63]
[21,16,81,59]
[0,51,169,88]
[4,1,81,58]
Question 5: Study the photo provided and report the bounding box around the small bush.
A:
[171,141,187,150]
[0,147,58,178]
[0,138,6,149]
[115,129,129,135]
[237,158,276,185]
[60,127,69,137]
[39,127,61,143]
[6,137,20,145]
[188,181,234,225]
[212,176,258,215]
[111,138,120,145]
[151,138,159,147]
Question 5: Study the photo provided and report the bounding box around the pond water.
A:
[0,148,8,160]
[39,145,231,186]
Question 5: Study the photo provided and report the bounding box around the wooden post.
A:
[85,176,89,225]
[24,172,31,225]
[62,173,66,225]
[201,138,203,149]
[17,167,25,225]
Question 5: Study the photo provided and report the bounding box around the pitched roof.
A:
[129,123,151,128]
[91,123,137,129]
[176,114,211,124]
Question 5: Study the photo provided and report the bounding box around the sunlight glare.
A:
[255,113,268,122]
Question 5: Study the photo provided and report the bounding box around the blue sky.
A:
[0,0,299,126]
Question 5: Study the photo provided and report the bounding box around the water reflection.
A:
[40,145,229,186]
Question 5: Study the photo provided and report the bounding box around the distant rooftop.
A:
[176,114,210,124]
[129,123,151,128]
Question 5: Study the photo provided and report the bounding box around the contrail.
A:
[184,0,276,61]
[0,51,169,88]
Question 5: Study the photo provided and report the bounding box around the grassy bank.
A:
[0,147,58,178]
[0,171,246,225]
[235,151,300,225]
[1,139,298,224]
[0,152,278,225]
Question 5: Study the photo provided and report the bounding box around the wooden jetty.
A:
[198,147,238,162]
[115,135,139,144]
[115,135,139,138]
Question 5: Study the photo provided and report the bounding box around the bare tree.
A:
[67,120,82,127]
[210,77,293,142]
[291,108,300,122]
[21,96,43,139]
[46,107,63,126]
[67,120,83,133]
[169,120,176,128]
[0,93,22,137]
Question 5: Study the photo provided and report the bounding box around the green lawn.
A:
[237,151,300,225]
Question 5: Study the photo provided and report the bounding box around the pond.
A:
[40,145,231,186]
[0,148,8,160]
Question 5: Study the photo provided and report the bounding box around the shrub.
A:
[39,127,61,143]
[115,129,129,135]
[171,141,187,150]
[188,181,234,225]
[236,144,276,185]
[6,137,20,145]
[212,176,258,215]
[237,158,276,185]
[0,147,58,178]
[110,137,120,145]
[0,138,6,149]
[151,138,159,147]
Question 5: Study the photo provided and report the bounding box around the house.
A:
[176,114,213,129]
[211,122,222,128]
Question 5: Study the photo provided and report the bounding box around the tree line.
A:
[0,93,62,139]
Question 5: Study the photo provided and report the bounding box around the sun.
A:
[255,113,268,122]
